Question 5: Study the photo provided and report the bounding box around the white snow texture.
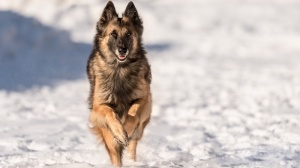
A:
[1,0,300,167]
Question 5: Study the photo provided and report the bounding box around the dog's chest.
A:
[100,67,139,105]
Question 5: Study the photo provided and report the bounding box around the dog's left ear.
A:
[124,1,143,34]
[97,1,118,34]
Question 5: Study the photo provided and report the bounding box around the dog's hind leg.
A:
[127,117,150,161]
[128,139,138,161]
[124,115,139,161]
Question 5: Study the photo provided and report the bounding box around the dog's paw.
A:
[128,104,138,116]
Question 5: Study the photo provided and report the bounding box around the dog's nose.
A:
[118,47,127,55]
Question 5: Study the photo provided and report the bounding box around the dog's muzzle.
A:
[116,47,128,61]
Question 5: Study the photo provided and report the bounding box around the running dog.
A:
[87,1,152,166]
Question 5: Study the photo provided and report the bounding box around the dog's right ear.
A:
[97,1,117,32]
[124,1,143,34]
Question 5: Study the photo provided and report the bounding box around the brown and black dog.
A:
[87,1,152,167]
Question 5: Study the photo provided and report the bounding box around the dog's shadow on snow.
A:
[0,11,91,91]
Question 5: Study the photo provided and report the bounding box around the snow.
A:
[1,0,300,167]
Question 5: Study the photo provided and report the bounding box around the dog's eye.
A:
[126,32,132,37]
[110,32,117,38]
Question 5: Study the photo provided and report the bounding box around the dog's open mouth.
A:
[116,50,129,62]
[117,55,127,61]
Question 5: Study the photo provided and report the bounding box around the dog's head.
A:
[95,1,144,64]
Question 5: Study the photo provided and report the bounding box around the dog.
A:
[86,1,152,167]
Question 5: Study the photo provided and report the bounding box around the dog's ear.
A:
[124,1,143,34]
[98,1,117,32]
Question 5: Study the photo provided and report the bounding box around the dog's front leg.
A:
[90,105,128,146]
[124,97,148,161]
[127,97,147,117]
[89,105,128,167]
[125,98,147,137]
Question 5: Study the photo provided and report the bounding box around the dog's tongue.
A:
[119,55,126,59]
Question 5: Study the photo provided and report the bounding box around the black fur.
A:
[87,1,151,118]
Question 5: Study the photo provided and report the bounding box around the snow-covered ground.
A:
[1,0,300,167]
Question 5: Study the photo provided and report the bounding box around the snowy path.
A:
[1,0,300,167]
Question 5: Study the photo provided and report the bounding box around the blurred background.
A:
[0,0,300,167]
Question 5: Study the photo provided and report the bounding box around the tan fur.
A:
[87,2,151,166]
[89,89,152,167]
